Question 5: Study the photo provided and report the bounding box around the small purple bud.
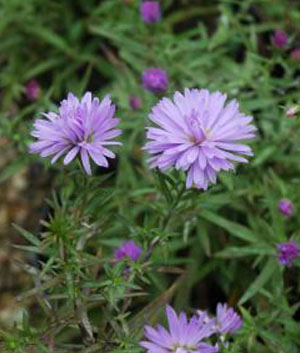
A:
[140,1,161,24]
[129,95,142,110]
[291,48,300,61]
[273,29,288,49]
[114,240,142,263]
[142,68,169,94]
[286,106,299,118]
[278,199,294,217]
[26,80,40,101]
[276,241,299,267]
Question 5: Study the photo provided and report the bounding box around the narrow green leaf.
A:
[239,258,277,305]
[200,209,257,243]
[13,224,40,246]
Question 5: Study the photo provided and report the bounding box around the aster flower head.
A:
[278,199,294,217]
[140,305,218,353]
[114,240,142,262]
[26,80,40,101]
[273,29,288,48]
[29,92,122,175]
[144,89,256,190]
[143,68,169,94]
[129,94,142,110]
[140,1,161,24]
[214,303,242,335]
[276,241,299,267]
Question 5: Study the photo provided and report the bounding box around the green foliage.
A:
[1,0,300,352]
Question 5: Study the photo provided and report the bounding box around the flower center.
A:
[171,344,195,353]
[186,110,207,145]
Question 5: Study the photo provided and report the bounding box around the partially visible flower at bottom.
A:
[140,305,218,353]
[114,240,142,262]
[276,241,299,267]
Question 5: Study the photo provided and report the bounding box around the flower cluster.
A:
[30,89,255,191]
[140,304,242,353]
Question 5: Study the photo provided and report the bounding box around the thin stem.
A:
[144,184,186,263]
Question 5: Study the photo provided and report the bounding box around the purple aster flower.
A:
[26,80,40,101]
[144,89,256,190]
[142,68,169,94]
[140,305,218,353]
[129,95,142,111]
[273,29,288,48]
[276,241,299,267]
[114,240,142,262]
[214,303,242,335]
[29,92,122,175]
[278,199,294,217]
[291,48,300,61]
[140,1,161,24]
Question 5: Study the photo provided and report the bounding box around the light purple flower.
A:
[140,1,161,24]
[140,305,218,353]
[196,310,213,326]
[29,92,122,175]
[144,89,256,190]
[278,199,293,217]
[214,303,242,334]
[26,80,40,101]
[143,68,169,94]
[273,29,288,48]
[129,95,142,110]
[276,241,299,267]
[114,240,142,262]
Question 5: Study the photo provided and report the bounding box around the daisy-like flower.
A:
[144,89,255,190]
[276,241,299,267]
[114,240,142,262]
[213,303,242,335]
[29,92,122,175]
[140,305,218,353]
